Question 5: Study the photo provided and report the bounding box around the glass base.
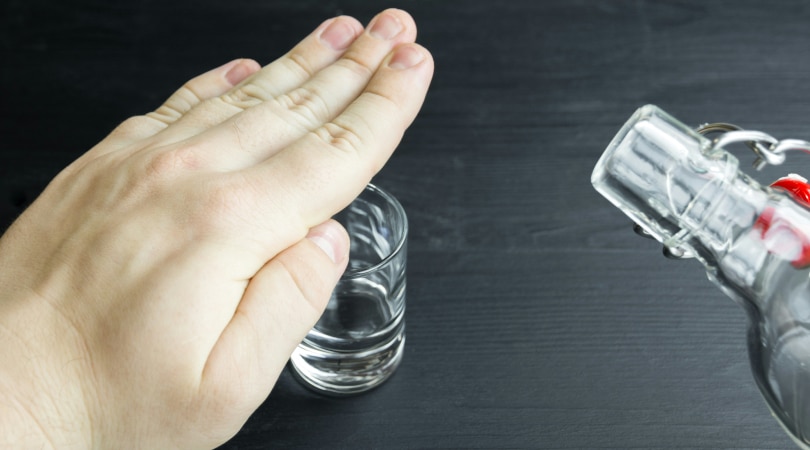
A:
[290,330,404,396]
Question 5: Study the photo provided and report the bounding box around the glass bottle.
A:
[592,105,810,449]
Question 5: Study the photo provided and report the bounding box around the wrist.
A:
[0,304,96,449]
[0,387,56,449]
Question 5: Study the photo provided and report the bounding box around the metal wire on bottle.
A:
[633,121,810,259]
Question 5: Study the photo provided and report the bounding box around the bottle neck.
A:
[593,105,810,312]
[687,179,768,294]
[592,105,788,299]
[592,105,762,256]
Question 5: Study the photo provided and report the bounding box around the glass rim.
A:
[342,183,408,279]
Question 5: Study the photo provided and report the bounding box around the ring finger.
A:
[176,8,417,171]
[140,14,365,151]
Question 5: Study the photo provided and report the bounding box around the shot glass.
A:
[290,184,408,395]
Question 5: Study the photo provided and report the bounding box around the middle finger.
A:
[138,14,363,151]
[158,9,417,171]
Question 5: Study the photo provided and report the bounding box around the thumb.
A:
[196,220,349,438]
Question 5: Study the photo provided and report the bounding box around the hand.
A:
[0,8,432,449]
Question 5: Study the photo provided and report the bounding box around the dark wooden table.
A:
[4,1,810,448]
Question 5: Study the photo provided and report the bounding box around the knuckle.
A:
[146,108,180,126]
[335,50,375,79]
[283,50,316,80]
[362,90,400,117]
[149,85,204,124]
[142,146,204,180]
[112,115,166,138]
[220,83,268,109]
[314,121,366,157]
[168,85,201,114]
[366,81,404,105]
[277,86,330,128]
[178,82,205,106]
[277,256,331,315]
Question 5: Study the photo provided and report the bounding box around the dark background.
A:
[3,0,810,448]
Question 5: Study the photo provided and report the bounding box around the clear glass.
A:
[593,105,810,449]
[290,184,407,395]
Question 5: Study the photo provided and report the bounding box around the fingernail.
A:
[388,45,425,70]
[320,18,357,51]
[307,222,347,264]
[224,59,259,86]
[309,235,337,263]
[369,12,403,40]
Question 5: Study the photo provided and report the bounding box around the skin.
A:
[0,9,433,449]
